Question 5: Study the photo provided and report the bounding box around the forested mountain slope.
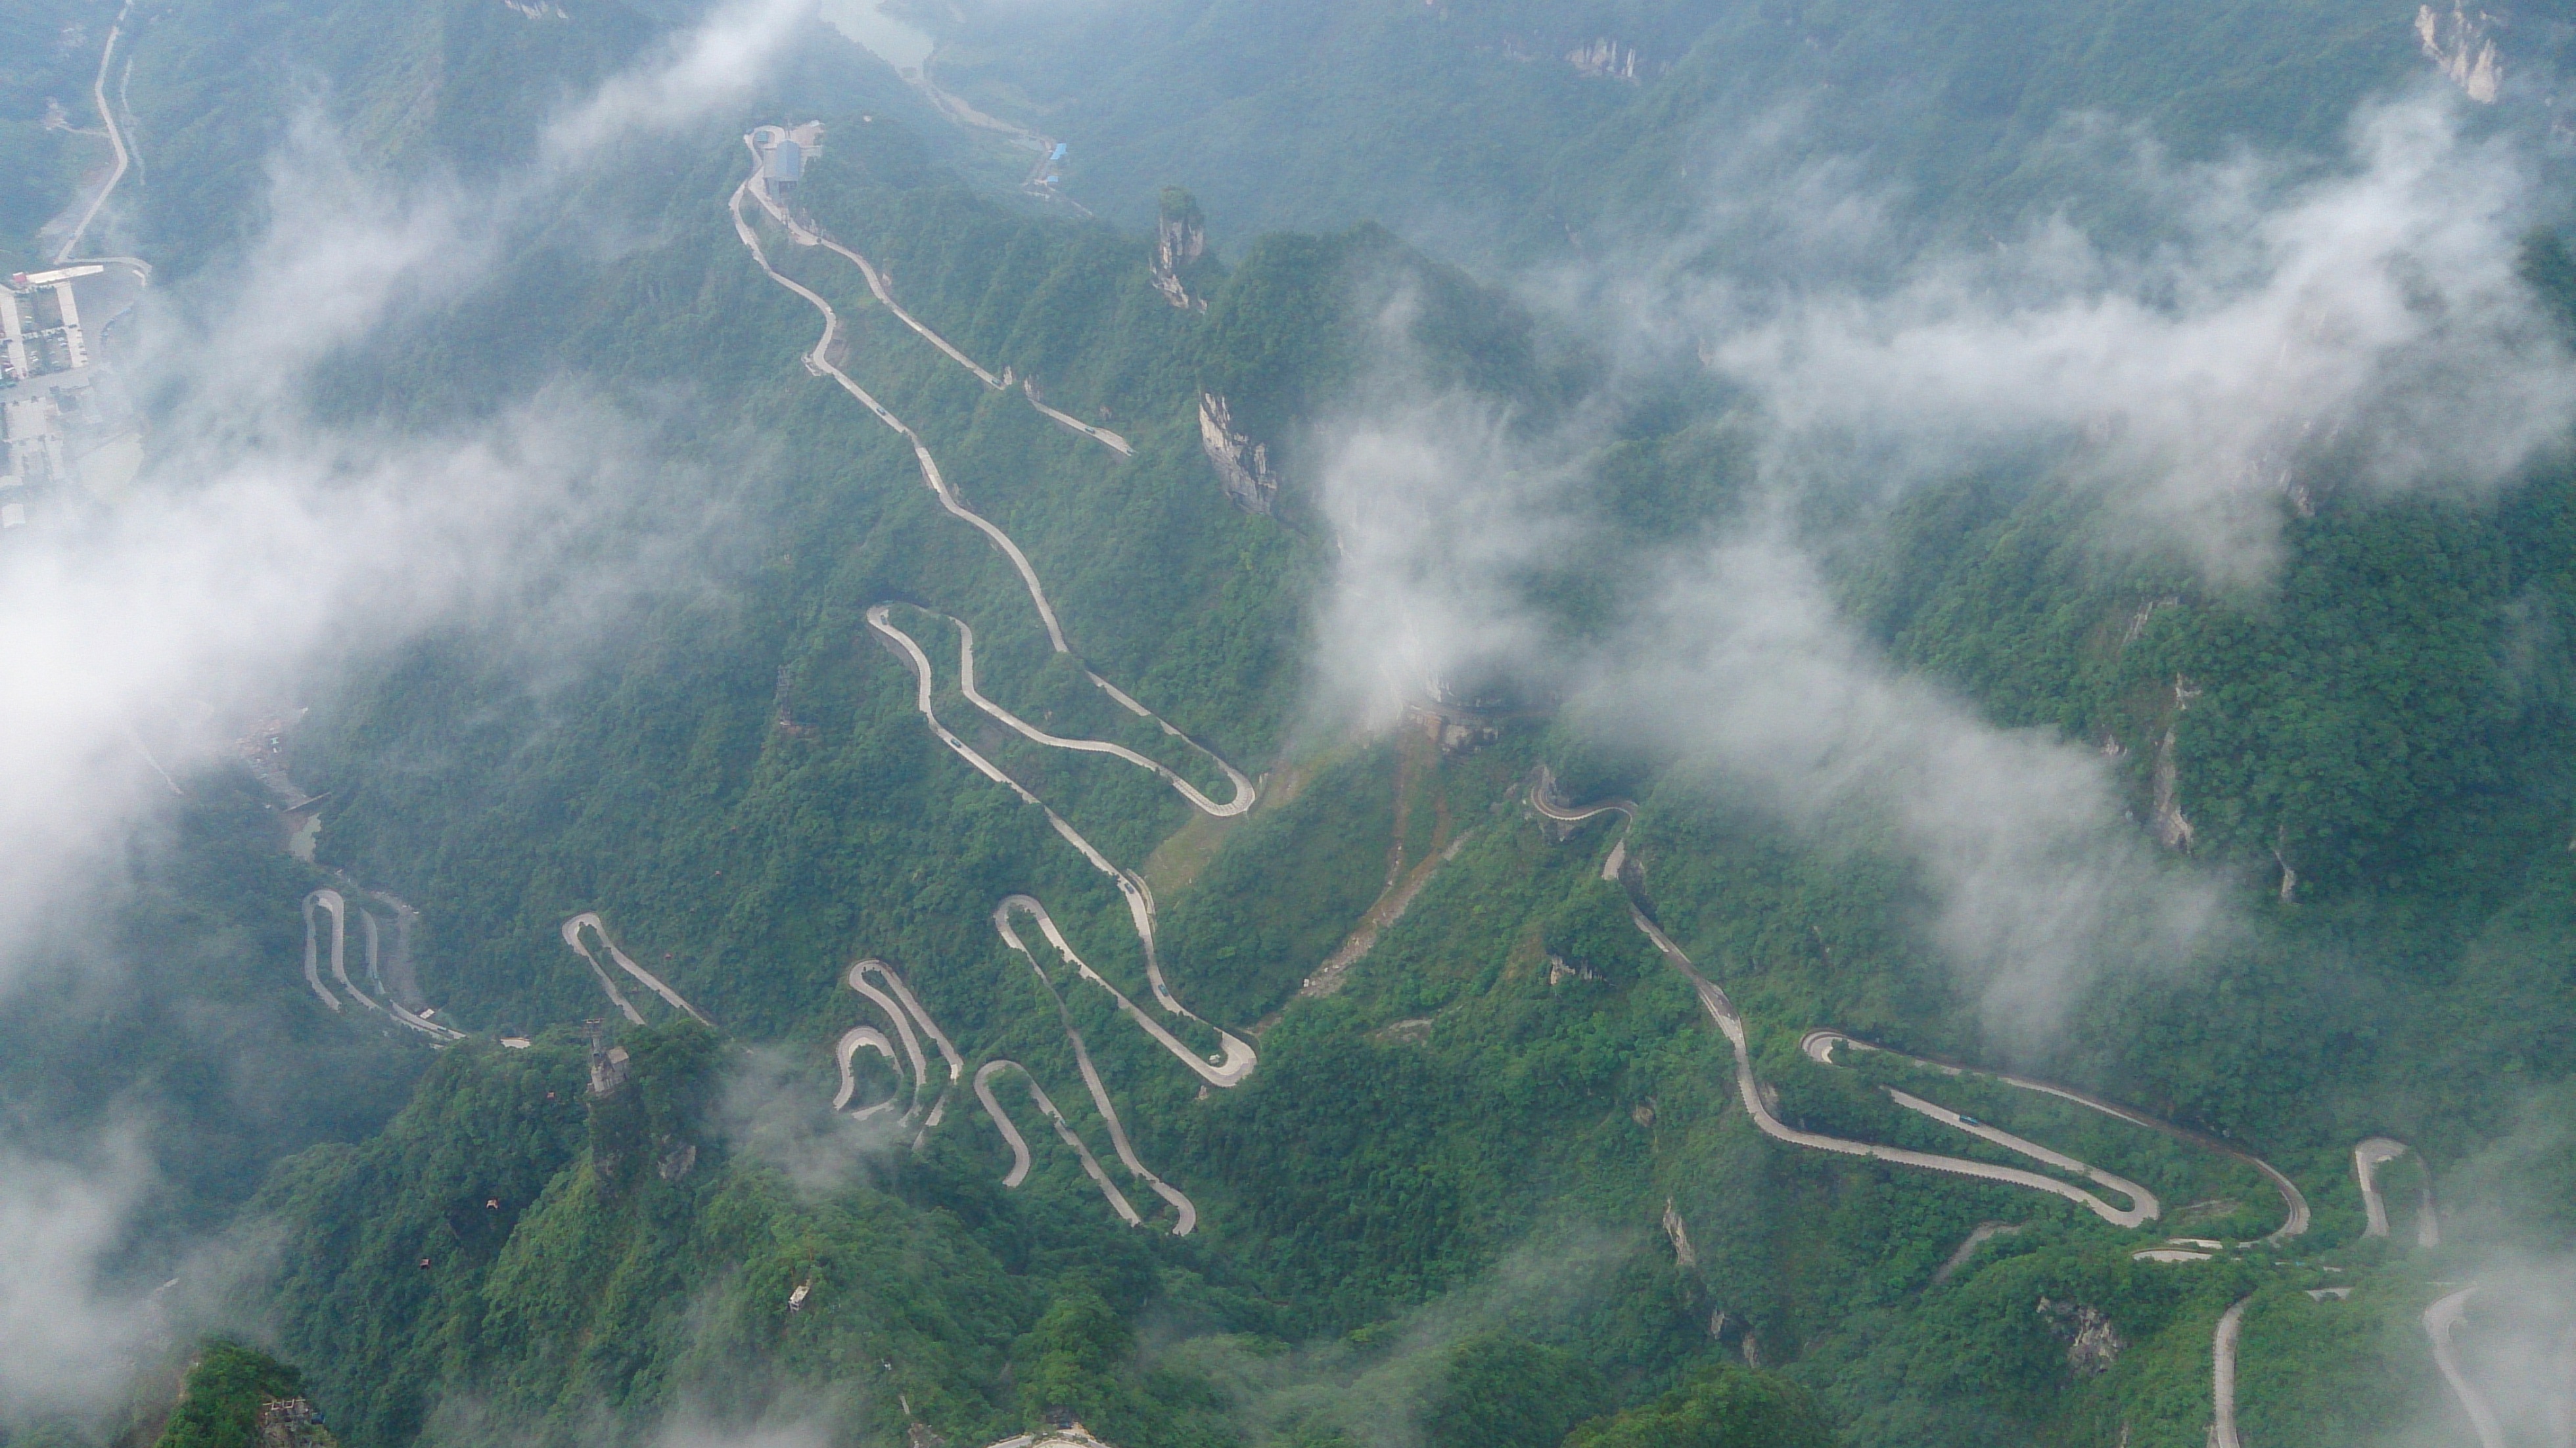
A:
[920,0,2571,260]
[6,2,2576,1448]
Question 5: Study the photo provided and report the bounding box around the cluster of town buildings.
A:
[1,260,141,530]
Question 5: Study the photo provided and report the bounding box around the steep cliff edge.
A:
[1197,390,1278,514]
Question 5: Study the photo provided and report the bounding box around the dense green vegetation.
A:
[0,0,113,275]
[11,2,2576,1447]
[153,1343,310,1448]
[925,0,2491,264]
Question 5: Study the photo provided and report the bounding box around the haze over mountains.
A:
[5,2,2576,1447]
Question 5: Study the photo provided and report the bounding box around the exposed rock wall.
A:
[2036,1298,2125,1376]
[1197,391,1278,514]
[1662,1198,1698,1269]
[1568,37,1639,81]
[1153,212,1206,310]
[2419,3,2502,102]
[2151,675,2201,851]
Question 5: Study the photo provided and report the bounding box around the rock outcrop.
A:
[2418,3,2502,103]
[1568,37,1640,81]
[1662,1197,1698,1269]
[1153,187,1208,311]
[1197,391,1278,514]
[2036,1298,2125,1376]
[2151,675,2201,851]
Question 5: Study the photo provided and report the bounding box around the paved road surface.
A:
[734,138,1265,1233]
[975,1059,1141,1226]
[999,894,1253,1089]
[304,889,464,1041]
[2355,1138,2407,1238]
[865,605,1244,1049]
[835,1026,901,1117]
[948,611,1251,815]
[1530,775,2162,1229]
[558,914,714,1026]
[2425,1287,2507,1448]
[1803,1026,2307,1245]
[53,2,131,264]
[838,957,969,1147]
[996,896,1199,1234]
[2211,1296,2251,1448]
[743,141,1130,454]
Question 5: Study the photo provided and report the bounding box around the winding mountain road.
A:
[833,1026,902,1117]
[975,1058,1141,1226]
[995,896,1199,1234]
[2354,1137,2440,1247]
[2211,1296,2251,1448]
[842,957,967,1145]
[558,914,714,1027]
[1525,769,2303,1234]
[949,612,1251,816]
[53,1,131,265]
[741,137,1131,455]
[1803,1027,2309,1244]
[733,139,1264,1231]
[302,889,464,1042]
[2425,1288,2507,1448]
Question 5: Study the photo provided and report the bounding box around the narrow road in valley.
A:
[558,914,714,1026]
[2211,1296,2251,1448]
[2425,1288,2507,1448]
[1530,771,2160,1229]
[53,0,131,264]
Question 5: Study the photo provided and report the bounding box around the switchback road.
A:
[558,914,714,1027]
[1532,769,2174,1231]
[733,139,1260,1231]
[302,889,464,1042]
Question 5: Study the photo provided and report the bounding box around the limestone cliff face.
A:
[2036,1298,2125,1376]
[2419,3,2502,103]
[1197,392,1278,514]
[1568,37,1639,81]
[2151,675,2202,852]
[1153,212,1206,310]
[1154,187,1210,311]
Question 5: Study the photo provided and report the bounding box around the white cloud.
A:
[0,1128,159,1416]
[541,0,819,168]
[1308,90,2569,1041]
[1690,91,2576,583]
[0,0,818,1414]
